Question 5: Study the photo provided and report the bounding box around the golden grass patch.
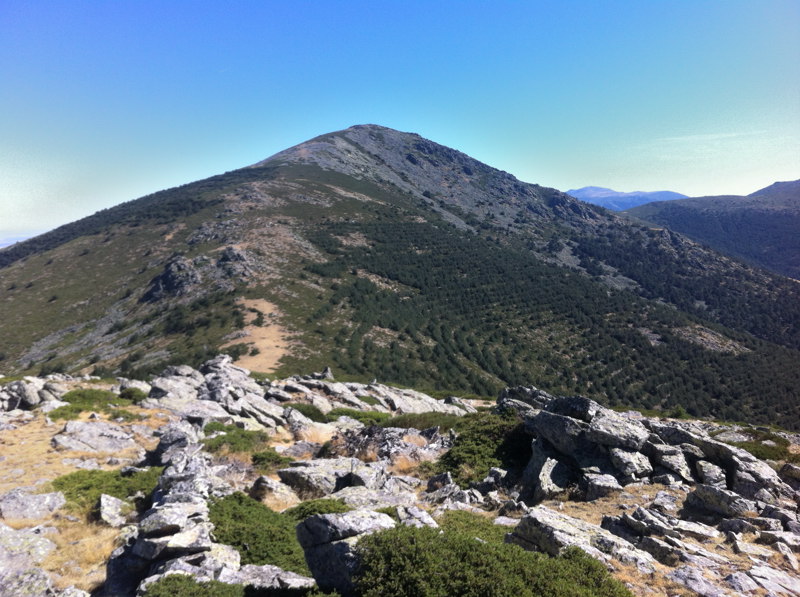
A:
[41,518,121,592]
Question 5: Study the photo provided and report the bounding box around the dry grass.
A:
[401,433,428,448]
[258,490,301,512]
[293,422,336,444]
[388,453,421,475]
[42,518,121,592]
[0,398,170,591]
[0,410,156,494]
[220,298,291,373]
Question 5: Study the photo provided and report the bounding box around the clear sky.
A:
[2,1,799,242]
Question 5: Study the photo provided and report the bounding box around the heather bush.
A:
[353,526,632,597]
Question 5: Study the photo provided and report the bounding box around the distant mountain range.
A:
[625,180,800,279]
[2,125,800,428]
[567,186,687,211]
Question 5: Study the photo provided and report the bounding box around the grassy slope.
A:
[1,159,800,428]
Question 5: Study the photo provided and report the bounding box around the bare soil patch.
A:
[222,299,291,373]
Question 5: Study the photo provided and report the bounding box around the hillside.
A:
[625,180,800,279]
[1,359,799,596]
[567,186,687,211]
[1,125,800,428]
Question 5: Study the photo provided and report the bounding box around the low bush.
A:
[380,412,461,431]
[287,403,328,423]
[202,423,270,453]
[48,388,135,421]
[208,492,308,573]
[327,408,391,427]
[283,498,351,522]
[436,510,507,544]
[251,448,294,474]
[119,387,148,403]
[353,526,632,597]
[437,410,531,485]
[142,575,244,597]
[50,467,162,518]
[141,573,336,596]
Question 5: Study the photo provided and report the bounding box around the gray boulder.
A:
[644,442,694,482]
[132,521,214,560]
[543,395,599,422]
[51,420,139,453]
[667,565,727,597]
[584,473,623,501]
[527,410,591,458]
[0,489,65,520]
[151,420,201,466]
[685,484,757,517]
[521,438,577,502]
[138,501,209,537]
[277,458,388,499]
[98,494,128,528]
[2,379,43,409]
[0,522,57,597]
[696,460,727,487]
[586,410,650,451]
[365,383,465,415]
[508,506,655,572]
[609,448,653,481]
[330,486,417,509]
[297,510,396,596]
[218,564,316,591]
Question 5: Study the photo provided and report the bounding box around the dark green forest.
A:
[292,200,800,428]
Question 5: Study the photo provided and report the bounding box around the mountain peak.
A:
[567,186,687,211]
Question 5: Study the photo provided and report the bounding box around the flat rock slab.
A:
[0,489,65,520]
[509,506,655,572]
[51,420,139,453]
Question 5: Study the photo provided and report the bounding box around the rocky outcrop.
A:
[0,490,65,520]
[508,506,656,572]
[509,392,798,512]
[0,521,61,597]
[296,510,396,596]
[51,421,141,454]
[140,257,202,303]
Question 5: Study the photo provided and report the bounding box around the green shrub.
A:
[202,424,270,453]
[251,448,294,474]
[380,412,462,431]
[50,467,162,518]
[436,510,507,544]
[353,526,632,597]
[107,408,145,422]
[437,411,532,485]
[119,387,148,403]
[208,492,308,573]
[327,408,391,427]
[358,395,381,407]
[142,574,244,597]
[283,498,352,522]
[48,388,135,421]
[141,573,336,597]
[286,402,328,423]
[374,506,400,522]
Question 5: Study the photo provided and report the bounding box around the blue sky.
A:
[1,1,798,241]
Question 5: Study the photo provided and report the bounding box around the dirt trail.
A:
[222,299,291,373]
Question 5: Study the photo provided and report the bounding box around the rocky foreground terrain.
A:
[1,355,799,596]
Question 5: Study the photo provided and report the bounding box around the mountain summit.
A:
[1,125,799,427]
